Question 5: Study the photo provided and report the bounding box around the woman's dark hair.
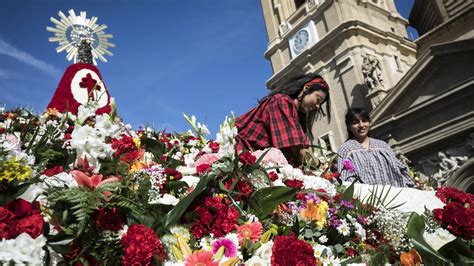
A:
[345,107,371,139]
[262,73,331,142]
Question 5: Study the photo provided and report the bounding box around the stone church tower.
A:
[260,0,417,150]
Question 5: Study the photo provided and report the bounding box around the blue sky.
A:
[0,0,416,136]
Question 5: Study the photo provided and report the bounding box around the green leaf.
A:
[333,243,344,254]
[341,179,357,201]
[248,186,296,219]
[164,174,213,227]
[406,213,452,265]
[438,238,474,265]
[304,228,314,238]
[141,136,165,161]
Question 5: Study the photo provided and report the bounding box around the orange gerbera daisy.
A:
[185,251,219,266]
[237,222,263,244]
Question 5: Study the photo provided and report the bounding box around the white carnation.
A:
[0,233,46,265]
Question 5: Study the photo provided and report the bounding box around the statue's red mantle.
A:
[47,63,111,115]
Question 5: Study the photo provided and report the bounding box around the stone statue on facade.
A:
[361,54,384,91]
[434,151,468,179]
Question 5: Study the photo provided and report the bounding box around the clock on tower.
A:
[289,21,318,58]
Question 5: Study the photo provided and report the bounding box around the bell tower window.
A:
[295,0,305,9]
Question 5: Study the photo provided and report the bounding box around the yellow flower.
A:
[0,158,31,182]
[133,137,141,148]
[129,161,146,172]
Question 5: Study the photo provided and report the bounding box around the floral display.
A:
[0,103,473,265]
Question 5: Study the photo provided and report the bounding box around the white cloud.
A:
[0,69,22,79]
[0,38,61,77]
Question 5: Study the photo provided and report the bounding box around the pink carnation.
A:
[252,148,288,166]
[194,153,222,167]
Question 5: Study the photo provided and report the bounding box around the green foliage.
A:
[248,186,297,219]
[164,174,214,227]
[90,231,123,265]
[0,179,32,205]
[406,212,451,265]
[141,136,165,162]
[45,183,122,237]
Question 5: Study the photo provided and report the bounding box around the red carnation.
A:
[164,168,182,180]
[191,196,239,239]
[196,164,211,175]
[120,149,145,163]
[44,165,63,177]
[224,178,253,199]
[434,202,474,240]
[112,134,138,158]
[209,141,220,153]
[296,193,307,201]
[121,224,167,265]
[239,151,256,166]
[268,171,279,181]
[435,187,473,205]
[284,179,304,189]
[271,235,316,265]
[94,207,124,232]
[237,181,253,198]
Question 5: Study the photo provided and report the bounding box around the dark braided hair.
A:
[261,74,331,142]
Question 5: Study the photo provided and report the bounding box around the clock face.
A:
[293,29,310,53]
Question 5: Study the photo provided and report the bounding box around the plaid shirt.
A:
[236,94,309,152]
[337,138,413,187]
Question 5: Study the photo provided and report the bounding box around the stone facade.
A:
[260,0,474,191]
[371,1,474,191]
[260,0,417,150]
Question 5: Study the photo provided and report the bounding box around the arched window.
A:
[295,0,306,9]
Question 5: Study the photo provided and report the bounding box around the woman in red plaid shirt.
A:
[236,74,331,165]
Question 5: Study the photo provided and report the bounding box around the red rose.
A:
[268,171,279,181]
[239,151,256,166]
[271,235,316,265]
[16,213,44,239]
[196,164,211,175]
[0,128,4,134]
[94,207,124,232]
[0,207,14,222]
[209,141,220,153]
[284,179,304,189]
[44,165,63,177]
[6,199,36,219]
[0,223,12,239]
